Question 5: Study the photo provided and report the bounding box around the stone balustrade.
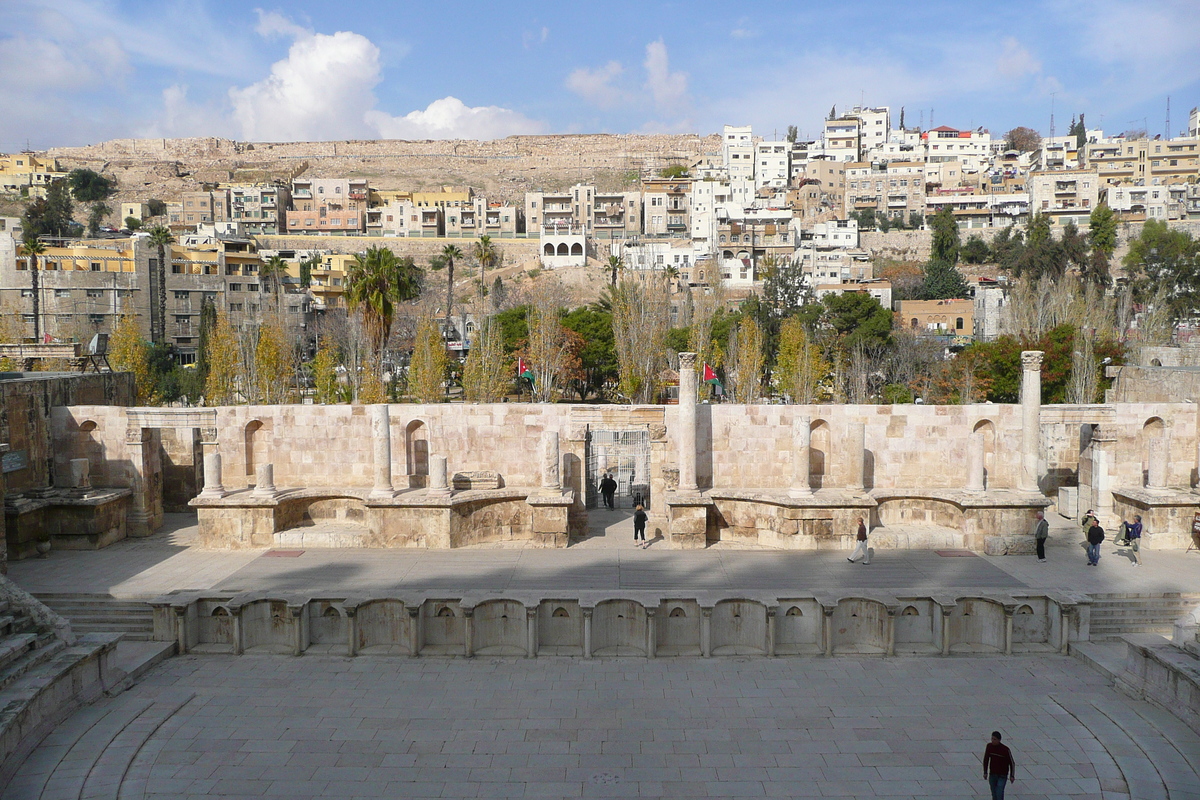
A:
[151,591,1088,659]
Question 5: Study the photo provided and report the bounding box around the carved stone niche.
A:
[662,468,680,490]
[452,471,503,491]
[648,424,668,442]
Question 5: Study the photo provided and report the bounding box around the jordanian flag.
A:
[702,362,724,392]
[517,357,535,382]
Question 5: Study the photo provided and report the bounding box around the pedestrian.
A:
[1033,510,1049,562]
[1081,508,1098,535]
[982,731,1016,800]
[599,472,617,510]
[847,516,870,564]
[1125,514,1143,567]
[1086,518,1105,566]
[633,504,648,546]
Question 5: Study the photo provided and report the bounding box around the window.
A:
[90,261,101,271]
[55,289,70,298]
[248,284,259,292]
[175,315,189,324]
[86,289,103,298]
[118,289,133,298]
[230,283,242,292]
[21,289,33,298]
[228,303,243,312]
[89,314,104,325]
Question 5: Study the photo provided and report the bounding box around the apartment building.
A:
[791,159,846,221]
[844,161,926,223]
[813,280,892,311]
[899,298,974,340]
[714,207,794,286]
[845,106,891,155]
[525,184,594,235]
[1032,135,1083,171]
[722,125,755,181]
[2,234,309,362]
[755,142,790,190]
[922,126,994,173]
[0,153,65,196]
[795,219,872,286]
[823,116,862,161]
[286,178,368,234]
[924,184,1030,228]
[1103,183,1188,221]
[170,189,230,229]
[226,184,290,235]
[121,203,150,224]
[642,178,692,237]
[1027,169,1100,225]
[1085,137,1200,186]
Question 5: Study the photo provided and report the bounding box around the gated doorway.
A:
[585,427,651,510]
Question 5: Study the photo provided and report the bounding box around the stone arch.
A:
[1141,417,1166,486]
[973,419,996,488]
[308,602,345,648]
[911,318,919,329]
[244,419,264,478]
[592,599,647,657]
[736,250,750,260]
[809,419,830,488]
[1150,358,1162,367]
[719,234,726,243]
[556,243,568,256]
[656,600,700,656]
[902,605,920,616]
[357,599,409,654]
[76,419,104,482]
[668,607,686,618]
[786,606,803,616]
[473,599,526,656]
[955,317,964,330]
[543,243,554,256]
[405,419,429,488]
[570,242,583,256]
[722,250,733,259]
[552,606,570,618]
[711,599,767,656]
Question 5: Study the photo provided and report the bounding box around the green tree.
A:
[920,260,970,300]
[961,235,990,265]
[473,235,498,312]
[815,292,893,350]
[1122,219,1200,316]
[440,244,463,333]
[462,317,509,402]
[1004,126,1042,152]
[776,315,828,403]
[299,254,319,289]
[20,236,44,341]
[253,319,291,403]
[1088,203,1118,257]
[345,245,423,367]
[22,180,74,239]
[762,256,812,314]
[86,202,110,236]
[146,225,174,344]
[658,164,688,179]
[146,199,167,217]
[605,255,623,288]
[408,313,448,402]
[786,125,798,143]
[311,344,341,404]
[124,216,142,231]
[260,254,287,311]
[561,306,617,400]
[930,207,960,265]
[195,297,218,391]
[67,168,115,202]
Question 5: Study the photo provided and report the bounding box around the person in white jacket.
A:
[847,517,870,564]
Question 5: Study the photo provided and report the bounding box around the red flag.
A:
[702,362,718,383]
[517,357,534,381]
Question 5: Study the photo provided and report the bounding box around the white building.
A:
[539,233,587,268]
[722,125,755,182]
[755,142,790,190]
[922,126,994,174]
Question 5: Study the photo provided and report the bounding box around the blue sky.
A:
[2,0,1199,150]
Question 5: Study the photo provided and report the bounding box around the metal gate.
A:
[585,427,652,510]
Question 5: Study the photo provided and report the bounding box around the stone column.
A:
[822,606,834,657]
[1091,427,1118,528]
[463,609,474,658]
[369,404,394,500]
[346,607,358,657]
[846,421,865,493]
[252,463,277,499]
[965,431,985,492]
[677,352,699,494]
[582,608,593,659]
[701,607,712,657]
[408,606,421,658]
[1019,351,1044,492]
[766,607,777,657]
[789,415,812,498]
[200,452,226,498]
[941,608,952,656]
[1147,436,1168,488]
[526,607,538,659]
[428,455,450,497]
[1004,608,1014,656]
[124,425,153,537]
[885,609,896,657]
[645,608,657,658]
[290,604,305,656]
[540,431,561,493]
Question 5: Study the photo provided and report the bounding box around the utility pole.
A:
[1166,96,1171,139]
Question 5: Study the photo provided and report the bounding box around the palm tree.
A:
[345,245,423,364]
[147,225,174,344]
[473,235,497,313]
[21,236,45,342]
[261,255,288,312]
[606,255,624,288]
[440,244,463,338]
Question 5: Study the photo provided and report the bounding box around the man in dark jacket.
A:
[1086,520,1105,566]
[599,473,617,510]
[1033,511,1049,562]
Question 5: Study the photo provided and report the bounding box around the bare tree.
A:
[688,280,726,370]
[724,316,765,403]
[611,273,671,403]
[1067,327,1098,404]
[462,316,509,402]
[525,283,574,402]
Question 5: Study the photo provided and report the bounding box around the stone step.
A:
[1053,695,1168,800]
[1087,694,1200,800]
[0,635,38,675]
[33,595,155,640]
[0,690,193,800]
[0,637,66,693]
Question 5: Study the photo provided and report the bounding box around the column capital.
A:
[1021,350,1044,371]
[679,351,697,370]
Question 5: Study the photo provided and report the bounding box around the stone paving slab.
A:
[9,652,1198,799]
[8,513,1200,599]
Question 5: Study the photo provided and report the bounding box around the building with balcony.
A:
[0,153,66,196]
[715,208,794,288]
[755,142,790,190]
[921,126,994,173]
[1027,169,1100,226]
[1103,184,1187,221]
[844,161,926,224]
[823,117,862,161]
[1085,136,1200,186]
[225,184,290,236]
[642,178,692,237]
[899,298,974,341]
[286,178,367,235]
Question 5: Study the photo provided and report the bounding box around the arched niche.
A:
[405,419,430,488]
[357,599,410,655]
[973,419,996,488]
[810,420,830,488]
[711,599,766,656]
[591,599,647,657]
[473,599,526,656]
[1141,416,1166,486]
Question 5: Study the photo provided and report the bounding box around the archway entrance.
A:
[585,428,651,510]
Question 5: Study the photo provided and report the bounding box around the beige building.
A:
[0,153,66,196]
[899,298,974,339]
[287,178,368,235]
[1027,169,1100,226]
[844,161,926,223]
[642,178,692,237]
[823,116,862,161]
[224,184,290,235]
[1086,137,1200,186]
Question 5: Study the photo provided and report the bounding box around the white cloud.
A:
[565,61,626,109]
[996,37,1041,79]
[254,8,311,40]
[522,26,550,49]
[643,39,689,114]
[368,97,546,140]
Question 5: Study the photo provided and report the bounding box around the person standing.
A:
[1033,511,1049,562]
[633,504,648,547]
[599,472,617,510]
[847,517,870,564]
[982,731,1016,800]
[1125,514,1143,567]
[1086,519,1106,566]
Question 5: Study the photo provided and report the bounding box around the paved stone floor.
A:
[9,513,1200,598]
[8,652,1200,799]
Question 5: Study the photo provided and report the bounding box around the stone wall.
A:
[0,373,134,492]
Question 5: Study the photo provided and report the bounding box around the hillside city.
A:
[3,103,1200,405]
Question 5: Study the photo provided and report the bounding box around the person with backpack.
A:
[1124,514,1143,567]
[1086,518,1105,566]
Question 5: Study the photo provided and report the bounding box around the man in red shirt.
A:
[982,731,1016,799]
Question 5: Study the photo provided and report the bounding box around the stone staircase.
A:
[1088,593,1200,640]
[34,594,155,641]
[0,690,194,800]
[0,599,64,693]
